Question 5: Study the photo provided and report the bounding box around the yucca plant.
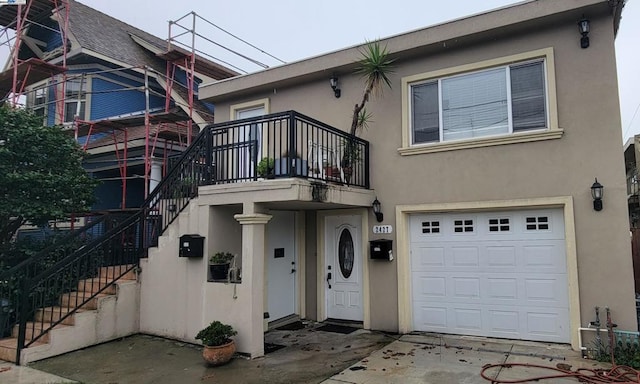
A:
[349,41,395,137]
[342,42,395,175]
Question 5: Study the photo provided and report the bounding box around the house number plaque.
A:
[372,225,393,234]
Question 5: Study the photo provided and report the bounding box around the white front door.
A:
[325,215,363,321]
[267,211,296,322]
[236,107,264,179]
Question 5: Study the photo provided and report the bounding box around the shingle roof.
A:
[67,0,237,79]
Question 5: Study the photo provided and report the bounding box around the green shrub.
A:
[195,321,237,346]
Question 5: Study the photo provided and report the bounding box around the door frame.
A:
[395,196,581,350]
[317,209,370,328]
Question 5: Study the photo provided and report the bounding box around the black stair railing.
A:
[7,110,370,364]
[16,212,144,361]
[0,212,134,360]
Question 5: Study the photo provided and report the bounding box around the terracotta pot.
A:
[202,340,235,366]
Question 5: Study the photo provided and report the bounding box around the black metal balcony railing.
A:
[149,110,370,246]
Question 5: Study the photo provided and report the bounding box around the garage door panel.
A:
[414,271,567,308]
[410,208,569,343]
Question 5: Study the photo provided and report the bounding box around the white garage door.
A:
[410,208,570,343]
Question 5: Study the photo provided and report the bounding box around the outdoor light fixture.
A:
[372,198,383,222]
[578,17,590,48]
[330,74,341,98]
[591,178,603,211]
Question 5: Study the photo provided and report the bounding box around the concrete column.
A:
[149,158,163,193]
[234,208,272,358]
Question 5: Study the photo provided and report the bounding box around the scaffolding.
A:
[0,2,284,210]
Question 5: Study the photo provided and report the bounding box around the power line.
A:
[623,100,640,138]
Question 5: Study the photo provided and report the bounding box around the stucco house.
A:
[177,0,631,356]
[0,0,635,365]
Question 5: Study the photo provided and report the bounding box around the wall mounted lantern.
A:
[578,17,590,49]
[372,197,383,222]
[330,74,341,98]
[591,178,603,211]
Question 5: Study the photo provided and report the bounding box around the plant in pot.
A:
[195,320,237,366]
[257,157,275,179]
[209,252,234,281]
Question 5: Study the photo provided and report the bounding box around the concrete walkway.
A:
[323,334,610,384]
[0,327,611,383]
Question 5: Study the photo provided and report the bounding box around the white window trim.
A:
[400,47,561,155]
[229,98,270,121]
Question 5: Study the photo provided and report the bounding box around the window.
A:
[489,218,510,232]
[64,77,87,123]
[454,219,474,233]
[526,216,549,231]
[32,86,48,120]
[422,221,440,234]
[411,60,547,144]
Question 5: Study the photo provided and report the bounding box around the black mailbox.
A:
[370,239,393,260]
[179,234,204,257]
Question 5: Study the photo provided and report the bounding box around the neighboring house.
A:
[138,0,634,357]
[623,136,640,293]
[0,0,237,211]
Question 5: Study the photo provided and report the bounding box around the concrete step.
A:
[98,265,137,281]
[59,291,110,310]
[11,321,70,344]
[0,337,46,363]
[77,278,117,295]
[34,307,82,326]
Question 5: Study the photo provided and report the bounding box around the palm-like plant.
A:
[349,42,395,136]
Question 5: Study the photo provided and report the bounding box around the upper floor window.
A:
[410,60,547,144]
[32,86,48,119]
[64,77,86,123]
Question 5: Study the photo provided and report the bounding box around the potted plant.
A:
[195,320,237,366]
[257,157,275,179]
[209,252,234,280]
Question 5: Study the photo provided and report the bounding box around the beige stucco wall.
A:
[205,11,637,334]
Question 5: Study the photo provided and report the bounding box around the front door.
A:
[236,107,264,179]
[325,215,363,321]
[267,211,296,322]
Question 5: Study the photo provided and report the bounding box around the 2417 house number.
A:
[373,225,393,234]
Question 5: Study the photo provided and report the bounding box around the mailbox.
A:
[179,234,204,257]
[370,239,393,261]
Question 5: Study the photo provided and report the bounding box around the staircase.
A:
[0,265,138,364]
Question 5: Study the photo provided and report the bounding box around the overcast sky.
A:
[37,1,640,142]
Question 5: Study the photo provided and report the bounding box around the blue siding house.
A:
[3,0,237,211]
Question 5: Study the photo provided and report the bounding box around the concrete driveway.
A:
[0,323,611,384]
[323,333,610,384]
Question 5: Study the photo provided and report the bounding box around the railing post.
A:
[364,142,370,189]
[289,111,296,177]
[205,126,212,185]
[15,278,29,365]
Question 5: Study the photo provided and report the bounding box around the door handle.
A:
[291,261,296,274]
[326,272,332,289]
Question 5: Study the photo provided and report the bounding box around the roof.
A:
[43,0,237,79]
[199,0,622,103]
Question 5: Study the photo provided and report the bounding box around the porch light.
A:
[330,74,341,98]
[372,198,383,222]
[591,178,603,211]
[578,17,590,49]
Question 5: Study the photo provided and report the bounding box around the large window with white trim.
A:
[410,60,547,144]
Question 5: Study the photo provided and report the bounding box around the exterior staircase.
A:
[0,265,138,364]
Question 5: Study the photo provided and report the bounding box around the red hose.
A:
[480,362,640,383]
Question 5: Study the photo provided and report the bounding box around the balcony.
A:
[170,111,370,189]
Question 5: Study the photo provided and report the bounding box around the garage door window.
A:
[526,216,549,230]
[489,218,510,232]
[422,221,440,234]
[454,219,474,233]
